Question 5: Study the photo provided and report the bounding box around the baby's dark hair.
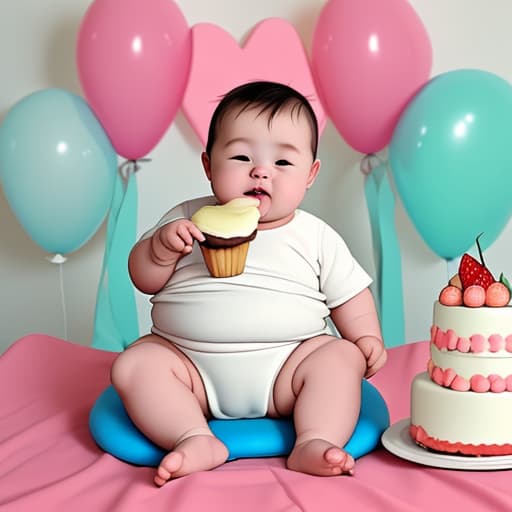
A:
[205,81,319,159]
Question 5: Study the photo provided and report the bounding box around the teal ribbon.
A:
[364,159,405,347]
[92,161,140,351]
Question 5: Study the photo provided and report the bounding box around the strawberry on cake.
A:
[410,235,512,456]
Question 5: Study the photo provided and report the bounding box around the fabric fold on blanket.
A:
[2,335,512,512]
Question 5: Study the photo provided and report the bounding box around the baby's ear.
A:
[201,152,212,181]
[306,159,321,189]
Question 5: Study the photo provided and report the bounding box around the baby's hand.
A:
[150,219,205,265]
[354,336,387,378]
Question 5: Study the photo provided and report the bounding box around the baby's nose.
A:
[250,166,270,179]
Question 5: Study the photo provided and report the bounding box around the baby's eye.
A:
[230,155,250,162]
[275,159,292,166]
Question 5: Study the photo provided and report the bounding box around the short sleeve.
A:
[318,222,373,309]
[139,196,217,241]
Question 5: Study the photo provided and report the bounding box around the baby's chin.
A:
[257,210,296,230]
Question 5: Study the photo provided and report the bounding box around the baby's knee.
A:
[110,340,192,392]
[324,339,366,373]
[110,349,138,391]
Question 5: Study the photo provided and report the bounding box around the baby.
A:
[111,81,387,486]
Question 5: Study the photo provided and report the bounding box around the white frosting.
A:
[411,372,512,445]
[191,197,260,238]
[434,301,512,338]
[431,344,512,379]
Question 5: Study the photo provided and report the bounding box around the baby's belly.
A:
[151,287,330,350]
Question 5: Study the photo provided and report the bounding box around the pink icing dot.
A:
[435,329,448,350]
[490,376,507,393]
[427,359,434,376]
[451,375,470,391]
[470,374,490,392]
[457,337,471,353]
[432,366,444,386]
[470,334,486,353]
[446,329,458,350]
[488,334,503,352]
[442,368,456,387]
[430,325,438,342]
[506,375,512,391]
[506,335,512,352]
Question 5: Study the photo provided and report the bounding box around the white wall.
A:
[1,0,511,353]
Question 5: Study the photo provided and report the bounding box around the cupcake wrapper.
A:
[200,243,249,278]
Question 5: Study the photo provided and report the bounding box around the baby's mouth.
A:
[244,188,270,199]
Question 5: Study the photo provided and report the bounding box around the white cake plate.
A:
[381,419,512,471]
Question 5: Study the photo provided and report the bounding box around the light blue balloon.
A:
[0,88,117,255]
[390,69,512,260]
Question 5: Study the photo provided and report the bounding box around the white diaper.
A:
[179,342,300,419]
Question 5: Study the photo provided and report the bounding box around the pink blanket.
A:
[1,335,511,511]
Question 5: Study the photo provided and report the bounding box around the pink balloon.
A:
[77,0,191,160]
[312,0,432,154]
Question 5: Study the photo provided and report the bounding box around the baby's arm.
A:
[128,219,205,295]
[330,288,387,378]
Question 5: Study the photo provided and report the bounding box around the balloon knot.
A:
[119,158,152,183]
[360,153,384,176]
[46,253,67,264]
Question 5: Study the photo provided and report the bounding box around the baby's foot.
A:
[154,435,228,486]
[286,439,355,476]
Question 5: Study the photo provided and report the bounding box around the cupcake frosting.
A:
[191,197,260,238]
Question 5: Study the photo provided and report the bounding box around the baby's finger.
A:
[150,230,181,263]
[365,365,376,379]
[167,231,189,253]
[366,352,386,377]
[188,223,206,243]
[176,223,195,247]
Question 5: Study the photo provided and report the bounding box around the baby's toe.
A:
[154,452,184,486]
[325,447,354,474]
[324,446,346,464]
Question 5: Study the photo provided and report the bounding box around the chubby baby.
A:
[111,81,387,486]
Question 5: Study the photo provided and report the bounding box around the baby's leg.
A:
[111,335,228,485]
[272,336,366,476]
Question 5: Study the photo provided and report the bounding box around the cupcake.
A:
[191,197,260,277]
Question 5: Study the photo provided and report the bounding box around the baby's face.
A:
[201,104,320,229]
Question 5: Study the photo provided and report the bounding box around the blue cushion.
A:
[89,379,389,466]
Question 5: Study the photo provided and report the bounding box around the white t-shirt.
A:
[143,196,372,353]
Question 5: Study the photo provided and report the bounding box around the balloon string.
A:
[446,257,460,283]
[46,253,68,340]
[58,259,68,340]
